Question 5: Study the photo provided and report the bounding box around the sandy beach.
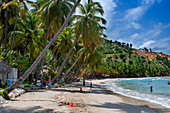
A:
[0,78,170,113]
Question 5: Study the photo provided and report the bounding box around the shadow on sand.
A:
[0,106,63,113]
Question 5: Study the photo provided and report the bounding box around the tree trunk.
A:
[23,40,29,59]
[68,63,83,82]
[10,8,19,50]
[61,46,88,79]
[39,23,51,74]
[65,65,79,79]
[53,55,62,70]
[48,52,58,73]
[0,27,5,47]
[5,0,81,93]
[70,66,85,83]
[51,35,80,84]
[4,0,8,53]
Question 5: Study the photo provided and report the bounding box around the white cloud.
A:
[131,22,141,29]
[148,37,170,54]
[141,0,155,5]
[157,0,163,3]
[139,40,155,48]
[94,0,117,28]
[76,0,117,29]
[125,6,146,21]
[130,33,140,39]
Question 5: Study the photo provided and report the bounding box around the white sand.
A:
[0,78,170,113]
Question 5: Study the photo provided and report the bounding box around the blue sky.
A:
[29,0,170,55]
[94,0,170,55]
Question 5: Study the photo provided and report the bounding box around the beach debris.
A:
[8,88,25,99]
[58,102,63,106]
[80,87,82,92]
[70,103,73,107]
[0,96,8,105]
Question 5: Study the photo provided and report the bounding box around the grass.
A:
[22,81,31,87]
[0,86,7,90]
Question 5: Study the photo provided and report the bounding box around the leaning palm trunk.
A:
[5,0,81,93]
[51,35,80,84]
[65,65,79,79]
[61,46,88,80]
[4,0,8,53]
[39,23,51,74]
[10,8,19,50]
[68,63,83,82]
[70,66,86,83]
[0,27,5,47]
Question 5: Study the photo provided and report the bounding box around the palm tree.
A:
[9,13,44,60]
[36,0,76,74]
[2,0,35,50]
[0,0,9,53]
[52,0,106,84]
[5,0,81,93]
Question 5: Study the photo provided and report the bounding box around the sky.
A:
[28,0,170,55]
[93,0,170,55]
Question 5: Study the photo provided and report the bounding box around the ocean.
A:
[106,77,170,108]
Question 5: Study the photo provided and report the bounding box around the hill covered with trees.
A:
[87,39,170,78]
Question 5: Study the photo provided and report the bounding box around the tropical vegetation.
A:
[0,0,169,94]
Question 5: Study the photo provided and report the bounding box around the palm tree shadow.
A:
[89,102,157,113]
[0,106,63,113]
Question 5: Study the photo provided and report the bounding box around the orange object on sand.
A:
[70,104,73,107]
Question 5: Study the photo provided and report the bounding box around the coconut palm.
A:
[2,0,35,50]
[0,0,9,52]
[35,0,76,74]
[51,0,106,83]
[52,0,106,84]
[5,0,81,93]
[8,13,44,60]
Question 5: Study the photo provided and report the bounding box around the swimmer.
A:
[168,81,170,85]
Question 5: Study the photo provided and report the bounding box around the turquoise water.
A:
[106,77,170,108]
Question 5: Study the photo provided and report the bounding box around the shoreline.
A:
[89,78,170,112]
[0,77,170,113]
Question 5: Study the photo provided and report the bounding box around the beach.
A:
[0,78,170,113]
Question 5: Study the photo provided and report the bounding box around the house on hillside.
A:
[0,61,18,86]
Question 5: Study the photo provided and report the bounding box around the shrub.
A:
[120,54,125,59]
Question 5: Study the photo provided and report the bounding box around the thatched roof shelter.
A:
[0,61,11,73]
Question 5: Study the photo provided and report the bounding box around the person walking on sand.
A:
[90,82,92,89]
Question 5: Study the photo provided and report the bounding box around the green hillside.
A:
[89,39,170,78]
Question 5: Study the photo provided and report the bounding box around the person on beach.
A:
[8,79,12,86]
[90,82,92,89]
[150,86,153,93]
[39,79,44,87]
[48,76,51,88]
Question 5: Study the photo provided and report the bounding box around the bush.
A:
[129,60,133,65]
[0,90,10,100]
[120,54,125,59]
[115,55,118,59]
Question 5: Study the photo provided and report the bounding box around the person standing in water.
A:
[168,81,170,85]
[150,86,153,93]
